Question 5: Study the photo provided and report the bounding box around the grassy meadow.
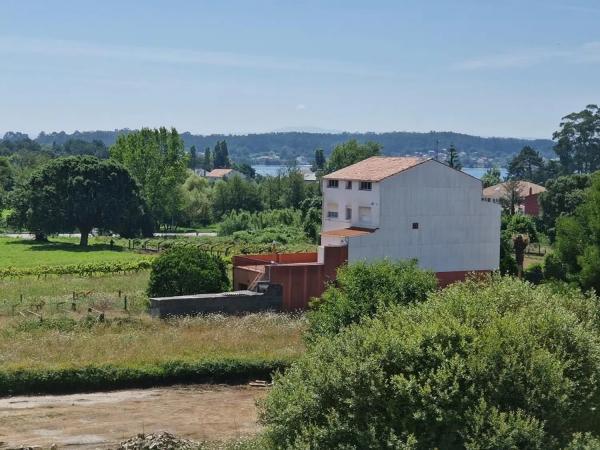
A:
[0,236,306,395]
[0,236,146,268]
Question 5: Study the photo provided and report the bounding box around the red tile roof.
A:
[322,156,427,182]
[320,227,377,237]
[206,168,234,178]
[483,181,546,198]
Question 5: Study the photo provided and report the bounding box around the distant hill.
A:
[30,129,554,165]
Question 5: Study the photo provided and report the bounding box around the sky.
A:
[0,0,599,139]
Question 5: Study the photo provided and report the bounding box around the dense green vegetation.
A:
[147,247,229,297]
[260,276,600,449]
[306,260,436,341]
[10,156,146,245]
[28,129,554,166]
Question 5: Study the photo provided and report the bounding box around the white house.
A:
[320,156,500,281]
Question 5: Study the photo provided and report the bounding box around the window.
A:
[359,206,371,224]
[359,181,372,191]
[412,222,419,230]
[327,202,338,219]
[345,207,352,220]
[327,179,339,188]
[345,181,352,190]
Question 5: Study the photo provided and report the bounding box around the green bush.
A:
[524,263,544,285]
[0,358,290,396]
[218,209,303,236]
[544,253,567,281]
[261,277,600,449]
[306,260,437,342]
[147,246,229,297]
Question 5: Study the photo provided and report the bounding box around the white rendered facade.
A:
[321,159,501,273]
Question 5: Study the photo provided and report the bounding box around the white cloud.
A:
[0,35,388,78]
[454,42,600,71]
[295,104,306,111]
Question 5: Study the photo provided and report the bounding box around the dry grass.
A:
[0,313,306,371]
[0,271,151,315]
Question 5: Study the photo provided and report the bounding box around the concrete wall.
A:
[321,178,380,231]
[149,284,283,318]
[348,160,501,272]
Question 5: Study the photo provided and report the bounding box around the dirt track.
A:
[0,385,266,449]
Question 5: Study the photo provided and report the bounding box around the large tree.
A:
[553,104,600,173]
[312,148,326,172]
[212,175,262,218]
[13,156,144,246]
[539,173,591,237]
[325,140,381,174]
[110,127,188,229]
[507,146,544,182]
[212,140,231,169]
[555,173,600,290]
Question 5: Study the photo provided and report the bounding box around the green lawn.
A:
[0,237,146,268]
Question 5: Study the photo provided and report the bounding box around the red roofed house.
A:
[483,181,546,216]
[205,168,245,181]
[233,156,501,310]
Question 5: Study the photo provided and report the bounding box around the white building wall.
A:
[347,160,500,272]
[321,179,380,232]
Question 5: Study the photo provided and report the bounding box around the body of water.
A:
[252,164,507,180]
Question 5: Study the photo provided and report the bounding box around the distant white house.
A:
[320,156,500,282]
[205,168,245,181]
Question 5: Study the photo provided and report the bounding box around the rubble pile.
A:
[117,432,198,450]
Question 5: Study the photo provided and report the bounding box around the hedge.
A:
[0,358,291,396]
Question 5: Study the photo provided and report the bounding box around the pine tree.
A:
[203,147,212,171]
[447,144,462,170]
[189,145,197,169]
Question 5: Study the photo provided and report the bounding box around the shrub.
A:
[147,246,229,297]
[544,253,567,281]
[524,263,544,285]
[261,277,600,449]
[306,260,437,342]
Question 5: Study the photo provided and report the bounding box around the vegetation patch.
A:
[0,313,305,396]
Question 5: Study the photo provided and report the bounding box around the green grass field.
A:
[0,237,147,268]
[0,235,307,395]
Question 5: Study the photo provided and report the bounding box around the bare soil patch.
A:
[0,384,266,449]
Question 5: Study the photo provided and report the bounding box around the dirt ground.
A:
[0,384,267,449]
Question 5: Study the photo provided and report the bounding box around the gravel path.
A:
[0,384,266,449]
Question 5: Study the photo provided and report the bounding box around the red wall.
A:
[436,270,491,287]
[232,247,348,311]
[522,194,541,216]
[233,248,488,310]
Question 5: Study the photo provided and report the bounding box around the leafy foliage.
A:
[505,213,539,242]
[507,146,545,182]
[11,156,145,246]
[306,260,436,342]
[446,144,462,170]
[110,127,188,229]
[147,246,229,297]
[555,173,600,291]
[540,173,591,238]
[261,277,600,449]
[325,139,381,173]
[553,104,600,173]
[481,167,501,188]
